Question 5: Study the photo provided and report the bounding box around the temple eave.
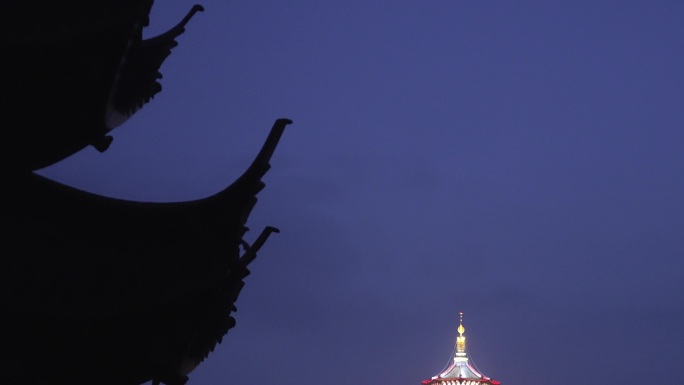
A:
[422,379,500,385]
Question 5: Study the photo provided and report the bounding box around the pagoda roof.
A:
[437,360,489,380]
[422,361,500,385]
[421,313,500,385]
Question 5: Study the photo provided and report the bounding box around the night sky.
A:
[40,1,684,385]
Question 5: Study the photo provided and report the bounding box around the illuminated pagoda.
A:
[422,313,501,385]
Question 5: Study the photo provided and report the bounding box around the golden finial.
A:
[456,311,466,355]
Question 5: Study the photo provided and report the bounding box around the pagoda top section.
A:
[421,312,500,385]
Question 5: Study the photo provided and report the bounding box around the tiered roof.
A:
[422,313,500,385]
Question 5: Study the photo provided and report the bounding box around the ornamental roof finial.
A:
[456,311,466,355]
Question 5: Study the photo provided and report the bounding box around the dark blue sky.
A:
[41,1,684,384]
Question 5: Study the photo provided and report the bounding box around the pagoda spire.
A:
[456,311,466,358]
[421,312,501,385]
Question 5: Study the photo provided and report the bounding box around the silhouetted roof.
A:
[1,0,203,171]
[0,118,292,385]
[0,2,292,383]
